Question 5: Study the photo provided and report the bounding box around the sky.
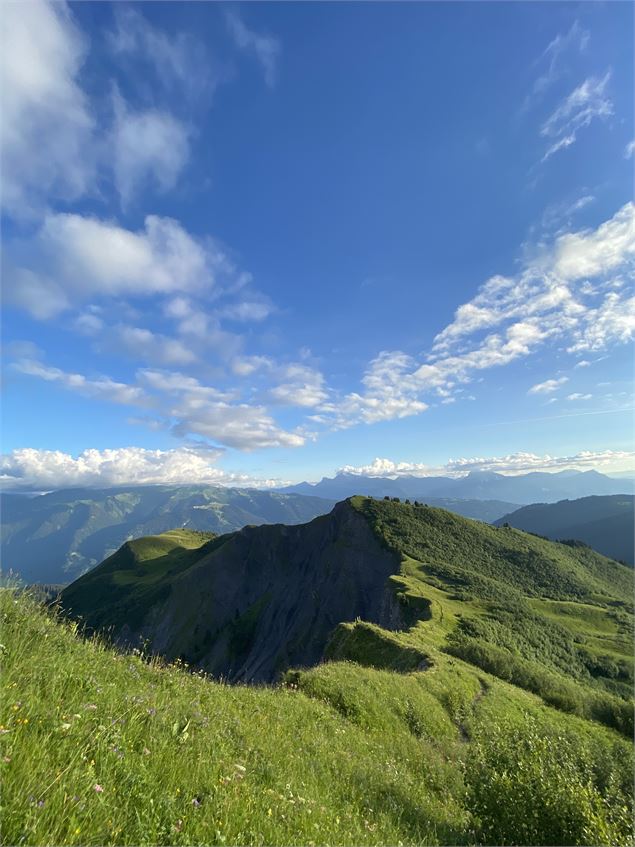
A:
[1,0,634,491]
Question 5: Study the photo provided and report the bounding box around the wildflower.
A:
[2,756,11,763]
[84,704,98,711]
[191,797,201,807]
[93,784,104,793]
[142,747,151,756]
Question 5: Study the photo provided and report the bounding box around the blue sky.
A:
[1,0,634,489]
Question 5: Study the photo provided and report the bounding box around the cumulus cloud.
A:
[268,364,329,408]
[540,72,613,162]
[10,351,305,451]
[0,446,283,491]
[1,1,199,217]
[339,449,635,479]
[148,367,305,449]
[5,213,217,318]
[552,203,635,281]
[432,203,634,354]
[528,377,569,394]
[338,457,430,477]
[625,140,635,159]
[225,9,280,87]
[0,0,94,217]
[319,352,428,429]
[111,89,190,207]
[320,203,634,431]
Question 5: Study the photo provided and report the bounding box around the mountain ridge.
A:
[1,485,522,586]
[60,497,633,737]
[0,485,335,585]
[278,468,633,504]
[495,495,635,565]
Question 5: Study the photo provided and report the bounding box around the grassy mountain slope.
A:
[495,495,635,565]
[3,588,633,847]
[60,498,633,735]
[1,486,335,585]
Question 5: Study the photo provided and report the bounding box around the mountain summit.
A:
[60,497,632,739]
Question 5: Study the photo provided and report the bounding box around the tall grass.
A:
[3,589,632,846]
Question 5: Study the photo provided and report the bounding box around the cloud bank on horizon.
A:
[1,0,633,489]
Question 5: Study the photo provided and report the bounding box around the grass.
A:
[3,588,633,846]
[346,497,634,733]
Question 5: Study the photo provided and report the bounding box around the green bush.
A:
[465,716,634,846]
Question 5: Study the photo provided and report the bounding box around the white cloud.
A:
[110,326,197,366]
[567,292,635,353]
[0,446,283,491]
[231,356,273,377]
[74,310,105,336]
[225,9,280,87]
[6,213,216,318]
[553,203,635,281]
[269,364,329,408]
[0,0,95,217]
[11,357,148,407]
[318,204,634,432]
[574,359,591,368]
[539,194,595,237]
[567,393,592,401]
[111,89,190,207]
[108,6,214,99]
[134,369,306,450]
[540,72,613,162]
[323,352,428,428]
[432,203,634,352]
[528,377,569,395]
[338,457,430,477]
[625,140,635,159]
[339,449,635,479]
[11,354,306,451]
[529,21,589,102]
[220,300,273,322]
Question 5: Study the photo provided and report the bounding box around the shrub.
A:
[465,716,634,846]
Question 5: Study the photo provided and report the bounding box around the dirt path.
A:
[457,678,488,743]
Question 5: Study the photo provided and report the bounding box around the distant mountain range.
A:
[495,495,634,565]
[278,469,633,504]
[0,485,524,586]
[0,485,335,585]
[60,496,632,690]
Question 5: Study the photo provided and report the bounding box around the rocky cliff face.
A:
[62,501,404,682]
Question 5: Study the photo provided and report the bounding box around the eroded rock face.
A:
[69,501,404,683]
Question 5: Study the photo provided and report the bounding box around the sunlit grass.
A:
[3,588,633,846]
